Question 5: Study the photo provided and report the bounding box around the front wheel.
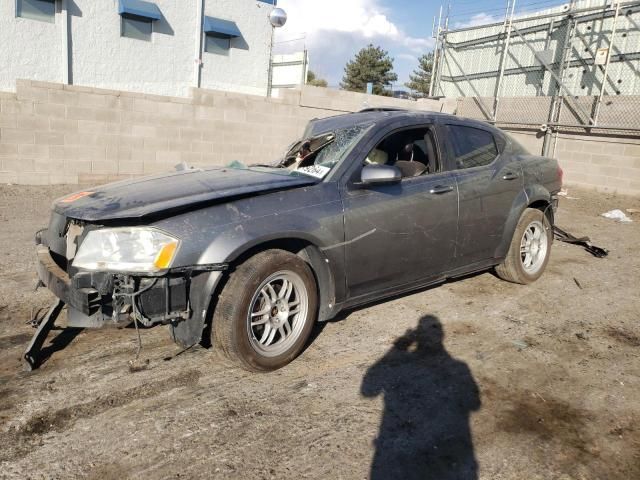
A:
[212,249,318,372]
[495,208,552,284]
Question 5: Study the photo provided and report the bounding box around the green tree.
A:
[340,44,398,96]
[306,70,328,88]
[405,52,434,97]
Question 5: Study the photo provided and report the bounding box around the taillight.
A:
[558,166,564,186]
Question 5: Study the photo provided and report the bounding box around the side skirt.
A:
[329,258,500,318]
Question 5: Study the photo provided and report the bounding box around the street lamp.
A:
[267,7,288,97]
[269,7,288,28]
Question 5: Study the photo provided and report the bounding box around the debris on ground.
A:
[558,189,580,200]
[573,278,583,289]
[601,209,633,223]
[128,358,151,373]
[512,340,529,350]
[553,226,609,258]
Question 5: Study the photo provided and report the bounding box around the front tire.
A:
[495,208,552,284]
[212,249,318,372]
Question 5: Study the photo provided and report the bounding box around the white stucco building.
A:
[0,0,278,97]
[271,51,309,90]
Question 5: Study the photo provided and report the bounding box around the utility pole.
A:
[194,0,204,89]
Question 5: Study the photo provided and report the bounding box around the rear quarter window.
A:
[447,125,499,169]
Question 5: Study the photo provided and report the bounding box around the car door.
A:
[340,124,459,300]
[441,122,524,268]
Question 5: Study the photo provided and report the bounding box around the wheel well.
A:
[233,238,337,321]
[205,238,335,336]
[528,199,554,225]
[229,238,313,268]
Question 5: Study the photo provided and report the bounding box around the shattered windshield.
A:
[227,123,373,180]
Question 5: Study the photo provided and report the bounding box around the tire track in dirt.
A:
[0,369,201,463]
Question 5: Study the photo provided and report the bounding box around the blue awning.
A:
[118,0,162,21]
[203,17,241,38]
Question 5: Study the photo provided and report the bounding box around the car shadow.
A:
[361,315,481,480]
[37,327,84,366]
[307,269,490,346]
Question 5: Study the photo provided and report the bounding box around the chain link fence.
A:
[433,0,640,135]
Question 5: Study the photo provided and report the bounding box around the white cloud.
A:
[453,13,501,29]
[276,0,398,40]
[274,0,434,86]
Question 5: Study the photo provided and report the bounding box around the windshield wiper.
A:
[250,163,285,168]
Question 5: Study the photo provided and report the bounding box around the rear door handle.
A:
[502,172,519,181]
[429,185,454,195]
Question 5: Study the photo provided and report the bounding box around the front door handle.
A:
[502,172,519,181]
[429,185,454,195]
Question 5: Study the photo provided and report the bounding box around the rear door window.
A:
[447,125,499,169]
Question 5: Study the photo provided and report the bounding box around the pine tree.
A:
[405,52,434,98]
[307,70,328,88]
[340,44,398,96]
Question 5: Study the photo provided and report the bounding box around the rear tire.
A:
[495,208,552,285]
[212,249,318,372]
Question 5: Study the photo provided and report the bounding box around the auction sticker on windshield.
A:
[297,165,331,179]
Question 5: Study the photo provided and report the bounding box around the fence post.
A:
[493,0,517,123]
[593,0,622,126]
[429,6,443,98]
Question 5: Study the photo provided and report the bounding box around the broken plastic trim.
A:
[553,226,609,258]
[170,263,228,273]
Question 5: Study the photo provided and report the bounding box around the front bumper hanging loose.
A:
[23,299,65,371]
[27,236,226,369]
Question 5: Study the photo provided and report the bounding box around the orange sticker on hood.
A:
[60,191,94,203]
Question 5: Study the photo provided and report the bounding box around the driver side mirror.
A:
[360,164,402,186]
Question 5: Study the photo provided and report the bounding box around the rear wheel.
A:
[495,208,552,284]
[212,249,318,371]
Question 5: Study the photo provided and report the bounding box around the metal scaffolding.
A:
[431,0,640,137]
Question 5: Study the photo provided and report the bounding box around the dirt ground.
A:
[0,184,639,480]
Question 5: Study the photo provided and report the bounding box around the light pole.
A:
[267,7,288,97]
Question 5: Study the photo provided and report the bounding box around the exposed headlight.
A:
[73,227,180,273]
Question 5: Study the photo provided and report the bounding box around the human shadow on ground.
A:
[361,315,481,480]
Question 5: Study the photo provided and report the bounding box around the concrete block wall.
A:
[3,79,637,194]
[0,81,440,186]
[554,133,640,196]
[299,86,445,113]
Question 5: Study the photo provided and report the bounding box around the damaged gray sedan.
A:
[28,110,562,371]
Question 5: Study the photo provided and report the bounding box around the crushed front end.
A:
[28,210,225,369]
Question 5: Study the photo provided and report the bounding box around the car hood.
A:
[54,167,318,222]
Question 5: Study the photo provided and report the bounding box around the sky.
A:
[274,0,512,91]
